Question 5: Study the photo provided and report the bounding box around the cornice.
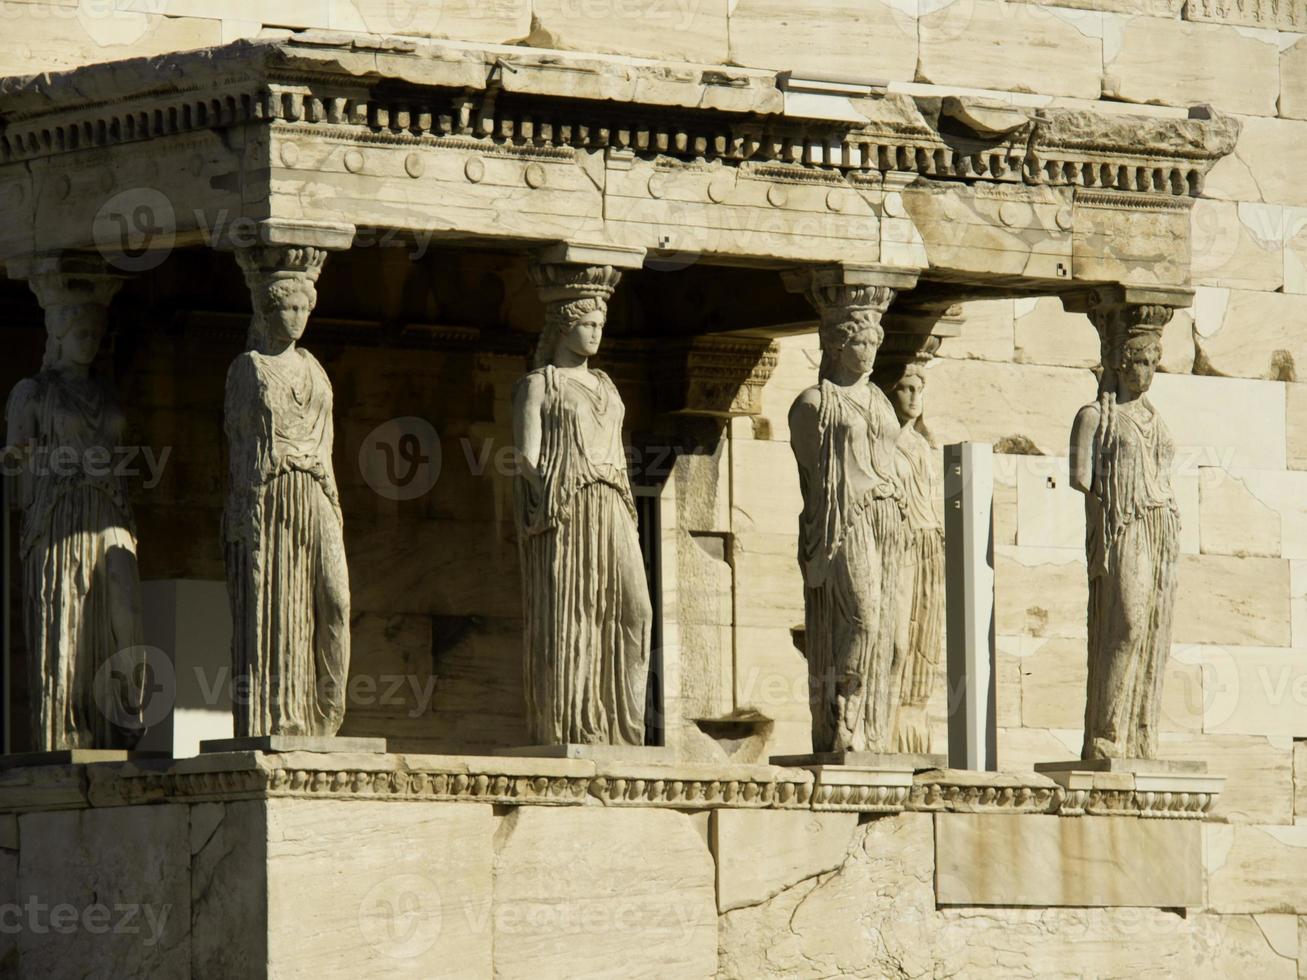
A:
[0,35,1239,201]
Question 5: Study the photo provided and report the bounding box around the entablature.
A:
[0,32,1240,297]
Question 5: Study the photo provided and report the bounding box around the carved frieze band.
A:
[0,764,1218,819]
[91,768,816,810]
[1185,0,1304,29]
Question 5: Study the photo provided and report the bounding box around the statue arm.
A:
[513,372,547,473]
[1069,403,1100,495]
[3,379,38,466]
[788,388,821,479]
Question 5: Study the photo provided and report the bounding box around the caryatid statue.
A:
[789,283,906,754]
[1069,293,1180,761]
[4,258,144,751]
[512,261,652,746]
[875,347,944,754]
[223,245,350,738]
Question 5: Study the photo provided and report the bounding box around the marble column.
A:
[4,254,145,751]
[1066,286,1184,762]
[512,252,653,747]
[782,265,918,755]
[222,241,350,739]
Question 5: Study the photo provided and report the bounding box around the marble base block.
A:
[771,751,947,771]
[1035,758,1207,775]
[493,744,676,763]
[199,735,388,754]
[0,750,170,770]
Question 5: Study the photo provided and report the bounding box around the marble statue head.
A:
[250,276,318,348]
[886,361,928,424]
[533,296,608,369]
[235,244,327,351]
[1089,297,1170,401]
[43,301,107,372]
[1112,332,1162,399]
[818,308,884,382]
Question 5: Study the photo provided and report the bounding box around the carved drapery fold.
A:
[5,254,144,751]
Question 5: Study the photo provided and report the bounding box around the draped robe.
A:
[795,381,905,753]
[514,365,652,746]
[7,372,143,750]
[1083,396,1180,760]
[223,348,349,738]
[891,423,944,753]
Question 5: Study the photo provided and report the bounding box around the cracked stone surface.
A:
[717,813,1295,979]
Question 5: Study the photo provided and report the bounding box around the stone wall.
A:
[0,752,1294,979]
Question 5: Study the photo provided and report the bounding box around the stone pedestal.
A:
[771,751,946,771]
[199,736,387,754]
[493,744,675,763]
[1035,760,1224,818]
[137,580,234,758]
[1035,758,1206,774]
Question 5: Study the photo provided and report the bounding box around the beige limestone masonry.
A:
[531,0,729,63]
[1191,201,1285,294]
[3,7,1306,977]
[1292,560,1307,648]
[18,805,190,978]
[1193,289,1307,382]
[1296,741,1307,817]
[1013,297,1100,369]
[1206,823,1307,914]
[493,807,718,978]
[917,1,1103,99]
[942,299,1016,362]
[1286,208,1307,295]
[1150,373,1286,471]
[1289,385,1307,470]
[0,5,222,77]
[1106,17,1280,117]
[936,813,1203,907]
[1174,556,1290,647]
[1011,635,1203,733]
[1159,733,1292,825]
[712,809,858,912]
[266,800,495,977]
[927,359,1098,455]
[1206,116,1307,208]
[1281,35,1307,121]
[1191,644,1307,738]
[1199,467,1307,559]
[995,545,1087,639]
[728,0,917,83]
[719,813,1292,979]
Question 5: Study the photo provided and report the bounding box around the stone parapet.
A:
[0,753,1224,820]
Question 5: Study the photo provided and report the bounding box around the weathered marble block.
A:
[935,813,1203,907]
